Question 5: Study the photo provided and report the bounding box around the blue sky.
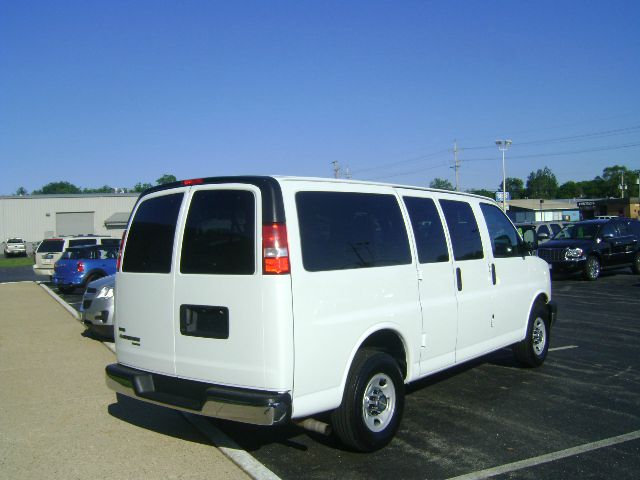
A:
[1,0,639,195]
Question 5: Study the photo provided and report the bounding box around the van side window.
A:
[479,203,522,258]
[439,200,484,261]
[123,193,184,274]
[181,190,255,275]
[296,192,411,272]
[403,196,449,263]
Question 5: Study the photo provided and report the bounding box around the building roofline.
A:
[0,193,140,200]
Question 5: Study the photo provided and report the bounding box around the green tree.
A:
[156,174,177,185]
[467,188,494,198]
[429,178,454,190]
[14,186,28,196]
[132,182,153,193]
[556,181,582,199]
[498,177,525,199]
[32,181,81,195]
[83,185,114,194]
[526,167,558,199]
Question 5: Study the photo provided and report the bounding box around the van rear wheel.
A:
[513,302,550,367]
[331,349,404,452]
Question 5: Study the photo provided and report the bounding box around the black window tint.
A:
[600,222,617,238]
[296,192,411,272]
[480,203,522,258]
[440,200,484,261]
[403,196,449,263]
[181,190,255,275]
[617,222,629,236]
[100,238,121,247]
[37,240,64,253]
[69,239,97,247]
[123,193,183,273]
[550,224,562,235]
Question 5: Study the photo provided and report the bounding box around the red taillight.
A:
[182,178,204,186]
[116,230,126,271]
[262,223,290,274]
[77,261,85,273]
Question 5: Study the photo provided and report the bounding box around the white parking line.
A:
[549,345,578,352]
[184,413,283,480]
[445,430,640,480]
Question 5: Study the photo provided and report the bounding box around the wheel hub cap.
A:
[532,317,547,355]
[362,373,396,432]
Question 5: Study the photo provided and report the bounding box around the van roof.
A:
[140,175,495,202]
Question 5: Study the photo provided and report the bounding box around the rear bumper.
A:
[105,363,291,426]
[33,266,54,277]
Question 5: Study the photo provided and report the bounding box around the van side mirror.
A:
[537,232,549,240]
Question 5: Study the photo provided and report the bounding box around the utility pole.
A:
[495,139,512,212]
[331,161,341,179]
[619,171,627,198]
[344,166,352,179]
[452,140,460,191]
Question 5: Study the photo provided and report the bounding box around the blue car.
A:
[53,245,118,293]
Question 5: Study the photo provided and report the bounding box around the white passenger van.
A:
[106,176,556,451]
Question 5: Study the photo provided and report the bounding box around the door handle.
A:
[456,267,462,291]
[491,263,496,285]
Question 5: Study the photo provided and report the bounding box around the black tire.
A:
[631,252,640,275]
[513,301,550,367]
[583,255,600,281]
[331,349,405,452]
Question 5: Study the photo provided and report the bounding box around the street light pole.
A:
[495,139,512,212]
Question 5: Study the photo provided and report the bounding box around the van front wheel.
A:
[331,349,404,452]
[513,302,550,367]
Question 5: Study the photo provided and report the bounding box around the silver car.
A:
[81,274,115,339]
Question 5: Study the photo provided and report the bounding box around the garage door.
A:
[56,212,95,236]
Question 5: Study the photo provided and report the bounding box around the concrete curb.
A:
[39,282,80,320]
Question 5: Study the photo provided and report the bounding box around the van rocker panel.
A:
[105,363,291,426]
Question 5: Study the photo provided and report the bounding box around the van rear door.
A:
[172,185,284,390]
[116,190,187,376]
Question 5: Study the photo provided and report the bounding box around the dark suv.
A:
[537,218,640,280]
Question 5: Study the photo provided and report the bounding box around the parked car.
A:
[537,218,640,280]
[4,238,27,257]
[515,221,565,243]
[53,244,118,293]
[106,175,556,452]
[33,235,119,278]
[81,274,115,339]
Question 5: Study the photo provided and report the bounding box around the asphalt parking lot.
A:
[2,267,639,479]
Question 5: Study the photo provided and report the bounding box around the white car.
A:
[4,238,27,257]
[106,176,556,452]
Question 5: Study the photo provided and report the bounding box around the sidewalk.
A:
[0,282,250,480]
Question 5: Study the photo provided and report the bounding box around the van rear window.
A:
[180,190,256,275]
[37,240,64,253]
[123,193,184,273]
[296,192,411,272]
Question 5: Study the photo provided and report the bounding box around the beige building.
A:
[0,193,138,243]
